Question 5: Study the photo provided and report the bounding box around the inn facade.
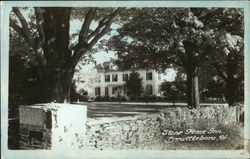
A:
[86,61,163,98]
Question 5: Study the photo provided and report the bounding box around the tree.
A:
[70,81,80,102]
[209,37,244,105]
[124,71,143,100]
[161,73,186,104]
[10,7,122,103]
[107,8,217,108]
[202,78,225,100]
[9,31,50,105]
[196,8,244,105]
[107,8,244,108]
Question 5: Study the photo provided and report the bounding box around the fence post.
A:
[19,103,87,150]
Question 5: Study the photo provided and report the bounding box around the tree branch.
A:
[87,16,109,41]
[13,7,29,31]
[34,7,45,43]
[10,19,26,38]
[128,30,156,54]
[88,8,121,46]
[78,8,96,44]
[88,24,110,48]
[87,8,121,42]
[11,7,47,68]
[71,8,121,71]
[12,7,35,47]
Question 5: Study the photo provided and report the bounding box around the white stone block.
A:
[51,103,87,150]
[19,103,87,150]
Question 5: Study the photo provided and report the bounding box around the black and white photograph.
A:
[1,1,250,159]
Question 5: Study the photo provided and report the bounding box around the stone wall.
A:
[19,124,52,149]
[19,104,52,149]
[18,103,241,150]
[86,115,164,150]
[19,103,87,150]
[159,105,238,130]
[86,105,239,150]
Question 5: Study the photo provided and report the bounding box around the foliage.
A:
[73,69,100,95]
[9,7,244,106]
[161,80,186,102]
[107,8,244,107]
[70,81,81,102]
[161,72,186,102]
[124,71,143,98]
[9,31,49,105]
[202,78,225,98]
[200,8,244,105]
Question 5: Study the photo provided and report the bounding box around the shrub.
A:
[102,96,110,101]
[110,97,118,101]
[94,96,103,101]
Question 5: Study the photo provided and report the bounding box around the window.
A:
[104,65,109,70]
[146,72,152,80]
[110,64,113,70]
[146,85,153,95]
[112,87,118,94]
[105,74,110,82]
[123,74,129,81]
[105,87,109,96]
[95,87,101,96]
[112,74,118,82]
[96,75,101,82]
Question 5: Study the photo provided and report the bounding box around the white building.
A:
[85,61,164,98]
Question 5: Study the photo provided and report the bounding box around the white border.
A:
[1,1,250,159]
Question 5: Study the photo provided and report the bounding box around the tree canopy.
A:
[107,8,244,107]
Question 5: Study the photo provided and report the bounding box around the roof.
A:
[94,60,153,73]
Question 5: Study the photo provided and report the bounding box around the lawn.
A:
[81,102,185,118]
[78,101,227,118]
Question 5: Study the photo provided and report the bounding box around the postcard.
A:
[1,1,250,159]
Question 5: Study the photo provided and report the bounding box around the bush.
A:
[120,96,127,101]
[110,97,118,101]
[148,95,158,101]
[102,96,110,101]
[138,95,158,102]
[94,96,103,101]
[79,95,90,102]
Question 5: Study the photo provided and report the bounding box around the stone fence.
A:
[86,105,241,150]
[18,103,242,150]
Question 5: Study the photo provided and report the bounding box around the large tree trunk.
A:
[225,79,238,106]
[49,68,74,103]
[183,40,200,109]
[225,52,241,106]
[186,69,200,109]
[41,7,72,103]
